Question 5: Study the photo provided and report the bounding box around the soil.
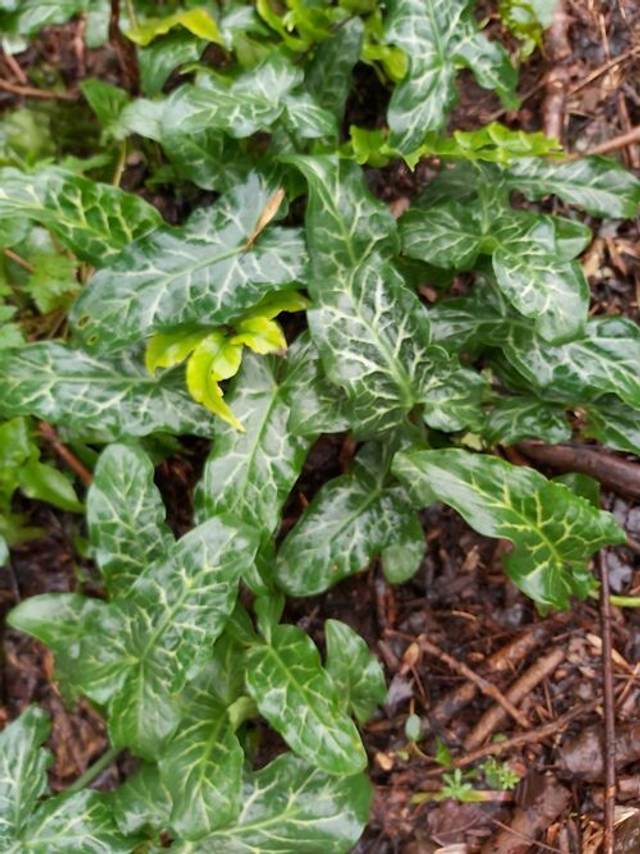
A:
[1,1,640,851]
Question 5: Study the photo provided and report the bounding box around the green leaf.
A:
[245,624,367,775]
[87,443,173,594]
[393,448,625,608]
[139,30,205,97]
[25,252,77,313]
[186,335,244,431]
[506,155,640,219]
[112,763,173,836]
[0,417,32,507]
[70,172,307,355]
[170,753,372,853]
[276,443,422,596]
[18,790,134,854]
[161,127,250,193]
[281,92,338,140]
[481,396,571,446]
[306,18,364,125]
[127,7,223,47]
[0,0,86,37]
[503,316,640,408]
[160,672,243,839]
[383,0,518,151]
[19,459,84,513]
[0,706,52,847]
[145,329,210,376]
[380,511,425,584]
[583,398,640,456]
[0,343,217,439]
[0,167,162,264]
[324,619,387,724]
[80,79,131,139]
[162,53,302,139]
[195,345,313,541]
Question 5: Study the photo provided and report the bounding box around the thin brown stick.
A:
[424,700,599,776]
[3,248,35,273]
[464,647,566,750]
[0,79,77,101]
[39,422,93,487]
[568,45,640,94]
[587,125,640,156]
[600,551,616,854]
[2,52,28,84]
[417,636,531,731]
[517,441,640,500]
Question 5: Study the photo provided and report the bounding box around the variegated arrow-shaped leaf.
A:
[160,670,243,840]
[245,625,367,775]
[503,316,640,408]
[0,707,132,853]
[0,343,216,439]
[170,753,372,854]
[306,18,364,125]
[506,155,640,220]
[0,167,162,264]
[583,398,640,456]
[383,0,518,151]
[393,448,625,608]
[276,443,423,596]
[481,395,571,446]
[325,620,387,724]
[70,172,306,355]
[87,443,174,594]
[113,763,173,837]
[0,1,86,37]
[161,52,302,139]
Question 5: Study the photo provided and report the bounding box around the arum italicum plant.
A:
[0,0,639,851]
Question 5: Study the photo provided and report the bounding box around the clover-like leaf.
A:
[503,316,640,408]
[87,443,174,594]
[393,448,625,608]
[245,625,367,775]
[0,167,162,264]
[506,155,640,219]
[383,0,518,151]
[276,443,422,596]
[170,753,372,853]
[70,172,306,355]
[325,620,387,724]
[0,343,216,439]
[160,669,244,839]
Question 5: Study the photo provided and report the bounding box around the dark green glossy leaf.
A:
[506,155,640,219]
[171,753,372,853]
[325,619,387,724]
[583,398,640,456]
[0,167,162,264]
[0,343,216,439]
[71,172,306,354]
[139,30,205,96]
[0,1,86,36]
[306,18,364,124]
[481,396,571,446]
[503,317,640,408]
[160,671,243,839]
[245,624,367,775]
[19,459,84,513]
[112,763,172,836]
[87,443,173,594]
[380,511,425,584]
[276,443,422,596]
[0,706,52,847]
[393,448,625,608]
[383,0,518,151]
[194,346,313,541]
[161,128,250,193]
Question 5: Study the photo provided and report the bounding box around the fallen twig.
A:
[542,0,571,142]
[517,441,640,501]
[39,422,93,487]
[464,647,566,751]
[0,79,78,101]
[481,778,571,854]
[425,700,599,776]
[415,636,531,731]
[600,550,616,854]
[587,126,640,156]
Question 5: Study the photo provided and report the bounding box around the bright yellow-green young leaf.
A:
[242,291,311,322]
[186,333,244,430]
[145,329,210,376]
[231,317,287,355]
[126,8,224,47]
